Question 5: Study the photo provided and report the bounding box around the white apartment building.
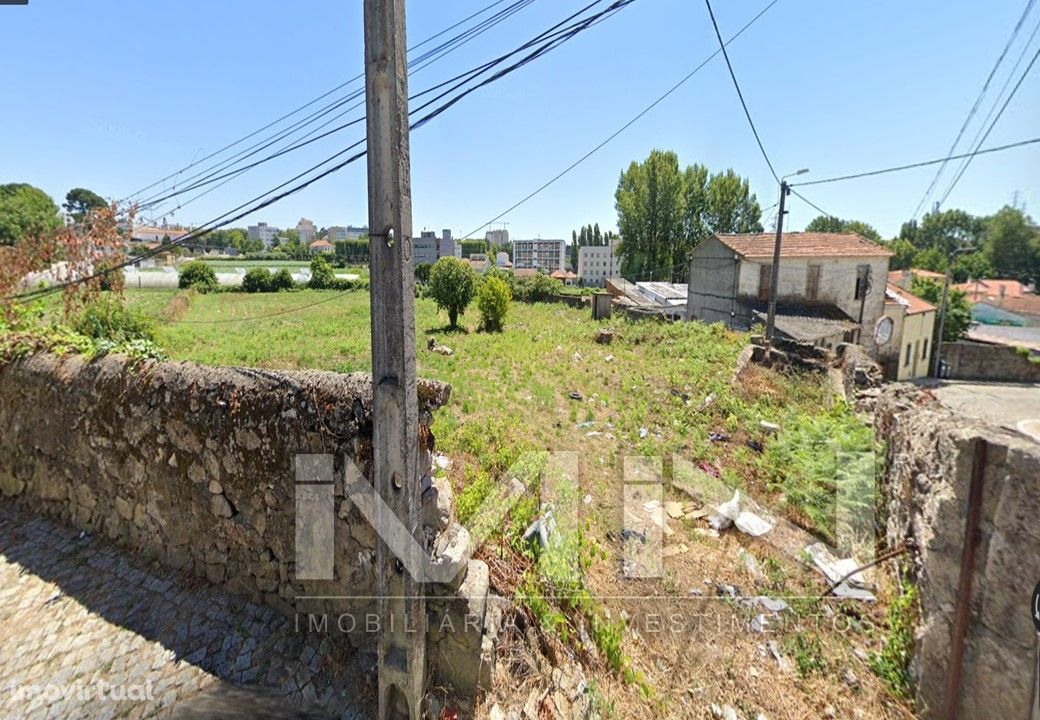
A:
[247,222,280,247]
[327,225,368,241]
[512,238,566,273]
[577,236,621,286]
[414,229,460,266]
[485,228,510,246]
[296,218,317,243]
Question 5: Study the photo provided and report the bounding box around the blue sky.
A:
[2,0,1037,241]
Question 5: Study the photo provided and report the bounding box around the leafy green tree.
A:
[477,275,511,331]
[62,188,107,221]
[951,252,992,284]
[178,260,218,292]
[887,239,918,270]
[271,268,296,291]
[911,276,972,341]
[308,254,336,289]
[242,267,273,293]
[615,150,685,281]
[704,169,763,235]
[983,205,1038,282]
[804,215,882,243]
[415,262,432,284]
[0,183,62,245]
[911,246,948,273]
[428,256,476,328]
[916,209,983,255]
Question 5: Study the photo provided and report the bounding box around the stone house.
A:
[880,283,936,380]
[686,232,893,355]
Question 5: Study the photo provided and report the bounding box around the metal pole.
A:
[764,180,788,342]
[363,0,425,717]
[931,265,952,377]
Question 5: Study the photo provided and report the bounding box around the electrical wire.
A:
[119,0,527,205]
[910,0,1038,219]
[789,136,1040,187]
[702,0,779,184]
[10,0,638,305]
[935,44,1040,209]
[458,0,780,240]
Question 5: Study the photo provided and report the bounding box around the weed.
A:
[869,577,917,697]
[784,632,827,677]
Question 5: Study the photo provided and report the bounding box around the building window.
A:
[921,338,928,359]
[854,265,870,300]
[904,343,912,366]
[806,265,821,301]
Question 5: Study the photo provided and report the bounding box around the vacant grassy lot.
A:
[113,288,902,718]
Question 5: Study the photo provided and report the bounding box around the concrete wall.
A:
[0,353,498,694]
[876,385,1040,719]
[687,237,741,325]
[942,340,1040,382]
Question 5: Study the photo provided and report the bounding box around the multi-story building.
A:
[512,238,566,273]
[577,235,621,287]
[327,225,368,242]
[415,230,440,266]
[247,222,280,247]
[296,218,317,244]
[485,228,509,246]
[438,229,457,259]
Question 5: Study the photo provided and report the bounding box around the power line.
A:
[119,0,528,205]
[790,136,1040,187]
[703,0,779,184]
[10,0,638,304]
[788,189,834,219]
[936,44,1040,209]
[135,0,539,216]
[458,0,780,239]
[910,0,1038,219]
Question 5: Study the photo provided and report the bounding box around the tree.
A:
[415,262,432,284]
[887,239,918,270]
[476,275,511,331]
[804,215,882,243]
[951,252,992,284]
[62,188,107,221]
[911,276,972,342]
[703,169,763,235]
[915,209,983,255]
[983,205,1038,282]
[428,256,476,328]
[271,268,296,291]
[178,261,218,292]
[615,150,685,281]
[242,267,273,293]
[308,254,336,289]
[0,183,62,246]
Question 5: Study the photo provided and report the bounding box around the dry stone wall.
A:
[0,353,498,696]
[875,385,1040,719]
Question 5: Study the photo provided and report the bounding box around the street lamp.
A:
[765,169,810,342]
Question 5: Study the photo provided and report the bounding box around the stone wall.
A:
[0,353,498,696]
[941,340,1040,382]
[875,385,1040,719]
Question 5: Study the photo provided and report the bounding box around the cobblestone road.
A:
[0,505,370,719]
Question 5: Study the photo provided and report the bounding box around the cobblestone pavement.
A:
[0,504,371,719]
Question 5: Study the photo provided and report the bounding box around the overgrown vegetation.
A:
[178,260,218,293]
[476,275,510,332]
[869,576,918,697]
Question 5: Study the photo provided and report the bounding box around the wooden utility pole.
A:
[764,180,789,342]
[363,1,425,718]
[931,266,952,377]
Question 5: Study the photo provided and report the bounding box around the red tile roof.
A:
[887,268,945,285]
[953,278,1027,302]
[976,293,1040,318]
[308,239,334,248]
[716,232,893,259]
[885,283,936,315]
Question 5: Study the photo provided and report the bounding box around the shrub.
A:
[71,295,156,343]
[428,256,476,328]
[513,273,563,302]
[270,268,296,291]
[178,260,218,292]
[241,267,273,293]
[415,262,432,284]
[477,275,511,331]
[308,254,336,289]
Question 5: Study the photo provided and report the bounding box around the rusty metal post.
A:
[943,437,988,719]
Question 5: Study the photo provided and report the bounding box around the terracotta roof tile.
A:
[885,283,936,315]
[716,232,893,259]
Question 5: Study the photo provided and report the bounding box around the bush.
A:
[415,262,432,284]
[270,267,296,291]
[178,260,218,292]
[428,256,476,328]
[241,267,273,293]
[477,275,511,331]
[71,295,156,343]
[513,272,563,302]
[308,254,336,289]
